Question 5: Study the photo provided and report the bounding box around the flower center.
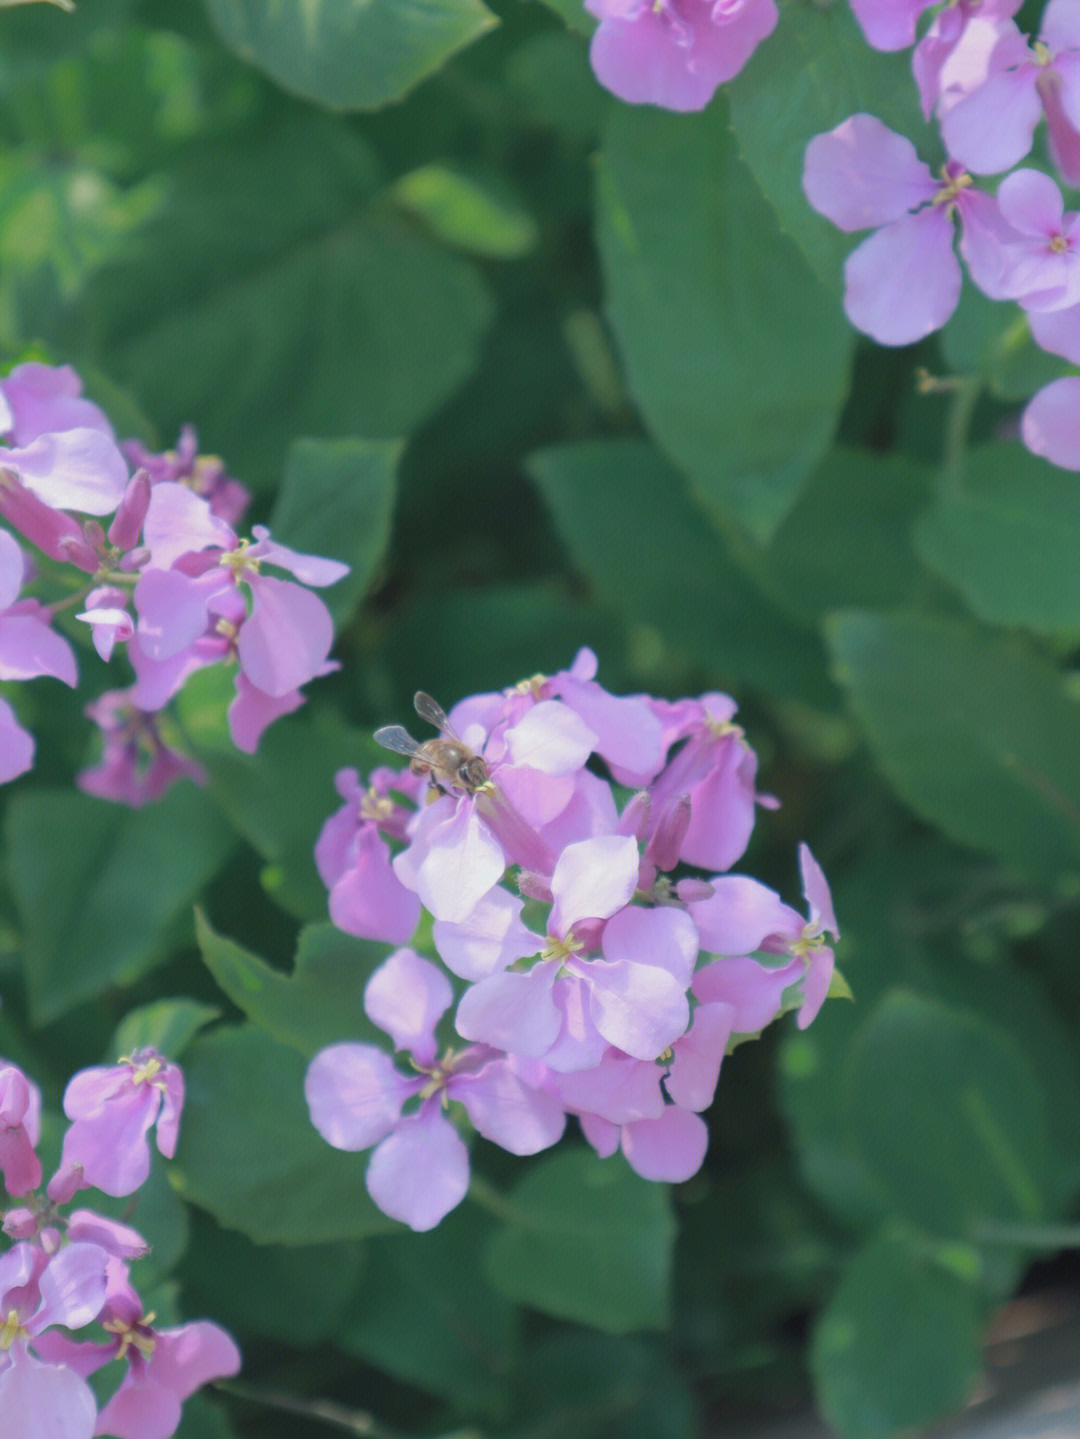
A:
[1050,234,1069,254]
[360,788,394,823]
[0,1310,27,1350]
[542,930,584,963]
[125,1055,163,1087]
[932,169,972,208]
[220,539,259,579]
[103,1313,157,1361]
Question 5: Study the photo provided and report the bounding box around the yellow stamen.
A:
[542,931,584,963]
[360,789,394,823]
[0,1310,26,1350]
[219,539,259,579]
[103,1315,157,1360]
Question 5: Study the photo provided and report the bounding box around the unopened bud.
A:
[646,793,691,872]
[617,790,651,841]
[518,871,553,903]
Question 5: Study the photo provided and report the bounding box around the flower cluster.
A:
[0,362,348,800]
[806,0,1080,469]
[306,652,839,1231]
[0,1049,239,1437]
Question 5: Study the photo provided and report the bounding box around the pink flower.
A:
[0,1241,110,1439]
[60,1050,184,1197]
[1022,378,1080,470]
[0,1063,42,1196]
[941,0,1080,181]
[306,950,565,1230]
[803,113,1015,344]
[77,692,205,808]
[122,425,250,527]
[586,0,778,112]
[994,168,1080,309]
[849,0,935,52]
[35,1258,240,1439]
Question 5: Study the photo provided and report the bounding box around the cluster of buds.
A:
[307,653,839,1231]
[0,1050,239,1436]
[0,362,348,801]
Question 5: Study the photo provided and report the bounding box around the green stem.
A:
[943,374,982,493]
[466,1173,520,1224]
[216,1382,403,1437]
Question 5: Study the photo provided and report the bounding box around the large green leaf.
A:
[5,785,235,1024]
[341,1204,519,1418]
[270,437,402,627]
[596,102,852,542]
[195,912,387,1057]
[845,993,1053,1236]
[727,0,928,292]
[205,0,497,110]
[50,114,494,490]
[171,1023,396,1243]
[527,438,834,702]
[812,1233,982,1438]
[482,1149,675,1332]
[827,612,1080,879]
[915,444,1080,634]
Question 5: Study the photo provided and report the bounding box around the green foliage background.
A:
[2,1,1079,1436]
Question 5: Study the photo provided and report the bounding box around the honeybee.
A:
[374,692,491,796]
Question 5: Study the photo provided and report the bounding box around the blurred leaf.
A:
[204,0,497,109]
[812,1233,982,1438]
[727,0,928,292]
[505,1332,696,1439]
[112,997,222,1061]
[341,1203,519,1418]
[915,444,1080,633]
[504,30,602,141]
[845,992,1053,1235]
[5,784,235,1024]
[597,102,852,542]
[173,1393,238,1439]
[392,164,538,258]
[184,1215,363,1344]
[527,438,834,702]
[270,436,403,626]
[49,114,493,490]
[201,709,382,920]
[941,286,1063,401]
[195,911,386,1057]
[483,1149,675,1332]
[763,447,935,624]
[827,612,1080,879]
[171,1023,396,1243]
[533,0,596,35]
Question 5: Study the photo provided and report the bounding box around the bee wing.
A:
[373,724,424,758]
[413,691,458,739]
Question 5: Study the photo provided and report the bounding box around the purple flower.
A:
[940,0,1080,181]
[803,113,1015,344]
[77,692,205,808]
[0,1241,109,1439]
[60,1049,184,1198]
[35,1257,240,1439]
[0,1063,42,1196]
[913,0,1023,120]
[122,425,250,527]
[586,0,778,112]
[306,949,565,1230]
[1022,377,1080,470]
[994,168,1080,309]
[849,0,935,52]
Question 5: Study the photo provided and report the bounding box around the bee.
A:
[374,692,491,796]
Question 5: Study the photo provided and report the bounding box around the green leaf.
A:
[173,1394,239,1439]
[915,444,1080,633]
[727,0,928,292]
[763,447,936,624]
[270,437,402,627]
[50,115,494,491]
[201,709,383,920]
[392,164,538,258]
[5,785,235,1024]
[527,438,834,701]
[826,612,1080,879]
[812,1233,982,1438]
[596,102,852,542]
[845,993,1052,1235]
[170,1023,396,1243]
[482,1149,675,1332]
[504,1332,697,1439]
[184,1216,364,1344]
[204,0,497,110]
[195,911,387,1057]
[340,1204,519,1417]
[112,998,222,1062]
